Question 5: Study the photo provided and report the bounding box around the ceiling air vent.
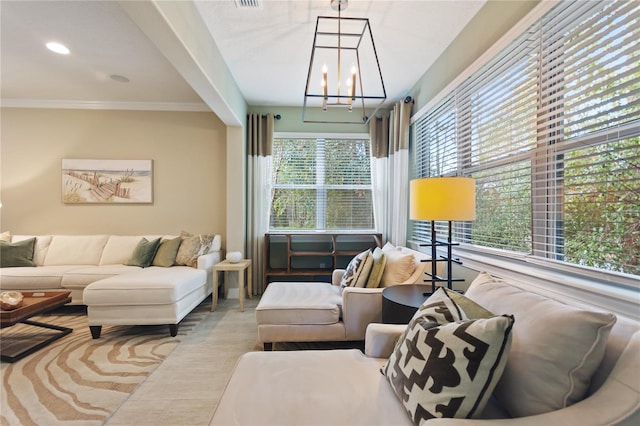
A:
[234,0,262,9]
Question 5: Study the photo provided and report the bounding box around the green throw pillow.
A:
[152,237,182,267]
[366,247,386,288]
[445,287,494,319]
[126,237,161,268]
[1,238,36,267]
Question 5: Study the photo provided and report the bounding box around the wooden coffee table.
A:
[1,291,73,362]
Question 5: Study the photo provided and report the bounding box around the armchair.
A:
[255,245,436,350]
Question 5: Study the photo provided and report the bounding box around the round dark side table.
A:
[381,284,433,324]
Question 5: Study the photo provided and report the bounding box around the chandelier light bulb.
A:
[322,64,328,99]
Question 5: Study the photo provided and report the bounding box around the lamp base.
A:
[418,220,465,291]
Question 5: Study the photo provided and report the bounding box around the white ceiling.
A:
[0,0,485,115]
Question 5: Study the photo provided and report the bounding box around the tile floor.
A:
[104,297,261,425]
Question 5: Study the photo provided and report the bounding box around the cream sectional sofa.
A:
[0,234,222,337]
[212,272,639,425]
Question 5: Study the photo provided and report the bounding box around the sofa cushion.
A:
[380,243,416,286]
[99,236,145,265]
[0,265,81,290]
[60,265,142,290]
[0,231,11,242]
[340,249,372,288]
[464,272,617,417]
[83,266,206,305]
[44,235,109,266]
[125,237,161,267]
[383,314,514,422]
[0,238,36,268]
[175,231,215,267]
[255,282,342,325]
[211,350,411,425]
[366,247,386,288]
[152,237,182,267]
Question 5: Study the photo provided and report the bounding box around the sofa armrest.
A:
[365,323,406,358]
[424,388,639,426]
[332,269,345,286]
[425,332,640,426]
[341,287,384,340]
[197,251,220,271]
[197,251,221,295]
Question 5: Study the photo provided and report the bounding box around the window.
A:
[269,136,374,231]
[412,0,640,276]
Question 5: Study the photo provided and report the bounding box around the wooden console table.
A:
[263,232,382,288]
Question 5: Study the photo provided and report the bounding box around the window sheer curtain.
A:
[370,99,412,245]
[246,113,274,295]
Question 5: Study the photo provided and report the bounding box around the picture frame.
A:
[62,159,153,204]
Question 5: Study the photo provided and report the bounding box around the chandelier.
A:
[302,0,386,124]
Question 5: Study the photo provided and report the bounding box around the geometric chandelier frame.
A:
[302,0,386,124]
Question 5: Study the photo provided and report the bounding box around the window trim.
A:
[408,240,639,319]
[274,132,370,140]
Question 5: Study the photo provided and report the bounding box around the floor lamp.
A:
[409,177,476,294]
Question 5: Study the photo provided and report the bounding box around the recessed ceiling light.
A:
[110,74,130,83]
[46,42,70,55]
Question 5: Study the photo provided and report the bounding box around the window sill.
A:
[407,241,639,319]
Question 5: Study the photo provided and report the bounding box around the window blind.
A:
[412,0,640,276]
[270,137,374,231]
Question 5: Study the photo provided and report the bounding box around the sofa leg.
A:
[89,326,102,339]
[169,324,178,337]
[263,342,273,351]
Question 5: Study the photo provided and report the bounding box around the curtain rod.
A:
[262,114,281,120]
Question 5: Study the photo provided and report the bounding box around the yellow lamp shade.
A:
[410,177,476,221]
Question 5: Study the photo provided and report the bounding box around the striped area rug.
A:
[1,301,210,426]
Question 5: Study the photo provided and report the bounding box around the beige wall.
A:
[0,108,227,242]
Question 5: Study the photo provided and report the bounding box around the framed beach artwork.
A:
[62,159,153,204]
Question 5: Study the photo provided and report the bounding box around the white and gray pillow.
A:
[382,287,514,423]
[340,249,373,288]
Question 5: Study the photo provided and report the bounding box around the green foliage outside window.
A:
[270,137,374,231]
[563,138,640,275]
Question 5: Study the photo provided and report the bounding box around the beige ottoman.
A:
[83,266,207,338]
[255,282,347,350]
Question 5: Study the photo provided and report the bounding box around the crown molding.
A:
[0,99,211,112]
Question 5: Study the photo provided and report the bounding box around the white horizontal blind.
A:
[413,95,458,241]
[411,0,640,276]
[270,137,374,231]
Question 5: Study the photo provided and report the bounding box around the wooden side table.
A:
[211,259,252,312]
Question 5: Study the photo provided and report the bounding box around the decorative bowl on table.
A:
[0,291,24,310]
[226,251,243,263]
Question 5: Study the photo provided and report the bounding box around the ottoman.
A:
[83,266,207,338]
[255,282,347,350]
